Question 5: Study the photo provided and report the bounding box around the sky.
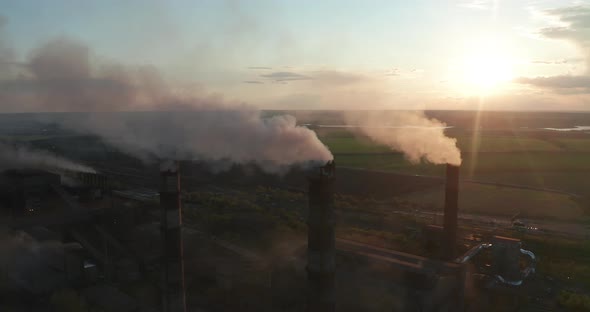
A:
[0,0,589,111]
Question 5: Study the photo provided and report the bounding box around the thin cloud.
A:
[515,75,590,93]
[243,80,264,84]
[382,68,425,78]
[260,71,311,82]
[531,59,569,64]
[458,0,493,10]
[518,4,590,96]
[310,70,367,85]
[384,68,399,76]
[247,66,272,70]
[538,4,590,70]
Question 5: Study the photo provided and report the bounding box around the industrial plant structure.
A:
[0,159,537,312]
[159,162,187,312]
[307,160,336,312]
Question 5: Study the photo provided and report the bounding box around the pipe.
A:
[160,161,186,312]
[495,248,536,286]
[443,164,460,261]
[306,160,336,312]
[455,243,492,264]
[454,242,537,287]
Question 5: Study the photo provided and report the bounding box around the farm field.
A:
[316,126,590,194]
[402,181,583,220]
[308,111,590,220]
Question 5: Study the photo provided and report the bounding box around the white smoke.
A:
[0,37,332,172]
[344,111,461,165]
[0,142,95,173]
[57,110,333,172]
[0,228,68,293]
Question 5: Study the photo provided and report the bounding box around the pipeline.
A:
[455,243,492,264]
[455,243,536,286]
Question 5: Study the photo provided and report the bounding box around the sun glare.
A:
[463,54,513,92]
[452,38,516,96]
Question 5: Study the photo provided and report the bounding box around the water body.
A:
[303,124,454,129]
[542,126,590,132]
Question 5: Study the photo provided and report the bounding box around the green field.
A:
[403,182,583,220]
[318,128,590,182]
[315,126,590,219]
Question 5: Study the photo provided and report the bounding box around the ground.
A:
[2,110,590,311]
[403,181,583,220]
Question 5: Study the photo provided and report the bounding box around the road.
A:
[87,164,590,238]
[391,208,590,239]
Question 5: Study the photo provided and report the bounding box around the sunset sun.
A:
[452,37,517,96]
[463,54,513,92]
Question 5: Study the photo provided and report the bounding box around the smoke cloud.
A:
[0,142,95,173]
[0,228,67,293]
[0,37,332,172]
[344,111,462,165]
[58,110,333,171]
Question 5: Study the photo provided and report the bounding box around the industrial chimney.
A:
[160,162,187,312]
[306,160,336,312]
[442,164,460,261]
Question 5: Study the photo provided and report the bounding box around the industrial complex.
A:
[0,157,543,312]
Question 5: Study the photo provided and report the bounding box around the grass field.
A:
[402,182,583,220]
[318,128,590,185]
[315,126,590,219]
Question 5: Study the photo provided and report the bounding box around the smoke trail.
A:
[0,142,95,173]
[0,228,67,293]
[344,111,461,165]
[0,37,332,172]
[60,110,333,171]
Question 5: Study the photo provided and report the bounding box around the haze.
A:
[1,0,589,111]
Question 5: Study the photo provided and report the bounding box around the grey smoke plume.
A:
[0,142,95,173]
[0,228,68,294]
[344,111,462,165]
[60,110,333,171]
[0,37,332,171]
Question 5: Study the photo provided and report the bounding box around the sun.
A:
[451,38,516,96]
[463,54,513,92]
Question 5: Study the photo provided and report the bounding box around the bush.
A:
[558,291,590,311]
[50,288,88,312]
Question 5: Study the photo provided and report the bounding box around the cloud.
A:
[310,70,367,86]
[260,71,311,82]
[515,75,590,93]
[458,0,493,10]
[247,66,272,70]
[243,80,264,84]
[539,5,590,70]
[258,69,378,86]
[517,5,590,96]
[381,68,425,78]
[531,59,569,65]
[384,68,399,76]
[0,15,16,80]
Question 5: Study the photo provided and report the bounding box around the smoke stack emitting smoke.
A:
[0,142,95,173]
[0,37,332,172]
[1,36,461,171]
[344,111,462,166]
[59,110,333,173]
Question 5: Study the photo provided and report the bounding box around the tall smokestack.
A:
[306,160,336,312]
[443,164,460,261]
[159,161,186,312]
